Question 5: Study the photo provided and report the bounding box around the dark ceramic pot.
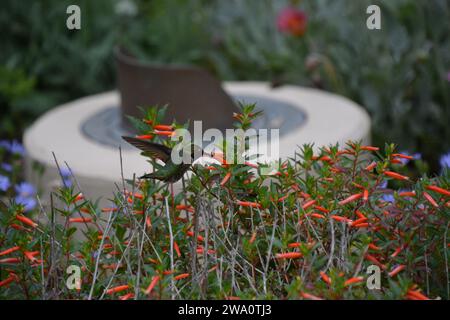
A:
[115,47,239,132]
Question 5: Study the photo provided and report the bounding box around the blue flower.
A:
[378,180,388,189]
[60,167,73,187]
[10,140,25,156]
[14,182,36,211]
[0,140,25,156]
[440,152,450,170]
[1,163,13,172]
[15,182,36,197]
[0,175,11,192]
[381,193,395,203]
[15,196,37,211]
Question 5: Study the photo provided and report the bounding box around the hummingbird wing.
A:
[122,136,172,163]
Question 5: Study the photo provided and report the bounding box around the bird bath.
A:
[24,50,370,203]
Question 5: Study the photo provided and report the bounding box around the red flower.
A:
[276,7,307,37]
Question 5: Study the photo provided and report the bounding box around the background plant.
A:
[2,0,449,172]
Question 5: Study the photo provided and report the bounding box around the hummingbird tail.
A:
[139,173,156,180]
[139,173,165,181]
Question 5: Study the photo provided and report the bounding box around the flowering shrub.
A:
[0,107,449,300]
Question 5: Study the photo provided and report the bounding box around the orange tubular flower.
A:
[399,191,416,197]
[186,231,204,242]
[275,252,302,259]
[388,265,405,277]
[16,214,38,228]
[338,193,363,206]
[331,215,352,223]
[344,277,364,287]
[249,232,257,244]
[24,251,39,262]
[363,189,369,201]
[390,159,403,164]
[135,134,153,140]
[355,210,366,219]
[288,242,302,248]
[384,171,409,181]
[0,258,21,264]
[69,217,92,223]
[392,153,413,160]
[300,292,323,300]
[154,130,174,137]
[80,207,91,214]
[162,270,175,276]
[153,124,173,131]
[365,254,386,269]
[0,246,20,257]
[173,241,181,258]
[368,243,381,251]
[145,276,160,295]
[277,194,289,203]
[106,285,130,295]
[174,273,190,281]
[423,192,439,208]
[319,271,331,285]
[302,199,316,210]
[364,161,377,171]
[119,293,134,301]
[145,217,152,228]
[0,273,17,288]
[406,288,429,300]
[101,207,118,213]
[175,204,195,213]
[236,201,262,209]
[74,193,84,202]
[310,213,325,219]
[220,172,232,186]
[425,185,450,197]
[350,218,368,226]
[360,146,379,152]
[314,205,329,214]
[391,246,403,258]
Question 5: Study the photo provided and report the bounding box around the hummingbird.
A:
[122,136,206,183]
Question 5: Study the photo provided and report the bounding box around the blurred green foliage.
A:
[1,0,449,171]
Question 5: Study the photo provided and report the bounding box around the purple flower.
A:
[0,175,10,192]
[60,167,73,187]
[15,182,36,197]
[0,140,25,156]
[15,196,36,211]
[10,140,25,156]
[440,152,450,170]
[378,180,388,189]
[14,182,36,211]
[397,151,421,165]
[1,163,13,172]
[381,193,395,203]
